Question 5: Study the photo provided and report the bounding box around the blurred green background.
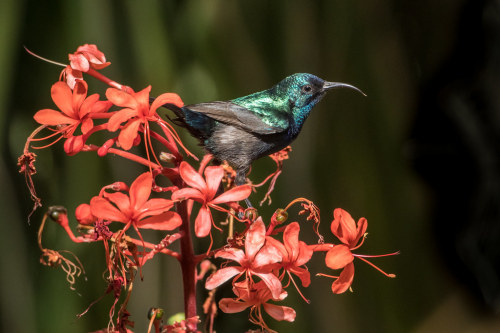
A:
[2,0,500,332]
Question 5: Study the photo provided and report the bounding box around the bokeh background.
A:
[1,0,500,332]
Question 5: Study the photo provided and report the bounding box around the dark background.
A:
[1,0,500,332]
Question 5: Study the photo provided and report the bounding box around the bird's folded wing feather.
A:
[184,101,288,135]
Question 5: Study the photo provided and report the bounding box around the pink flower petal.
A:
[263,303,296,322]
[245,218,266,260]
[214,248,246,263]
[69,53,90,72]
[253,241,282,267]
[252,271,283,300]
[218,298,250,314]
[205,266,243,290]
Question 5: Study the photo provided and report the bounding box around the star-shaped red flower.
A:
[90,172,181,231]
[172,161,252,237]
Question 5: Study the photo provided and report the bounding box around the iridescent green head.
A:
[277,73,363,112]
[273,73,365,130]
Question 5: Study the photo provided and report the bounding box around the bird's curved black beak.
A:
[322,81,366,96]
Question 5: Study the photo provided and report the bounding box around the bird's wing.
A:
[183,101,288,134]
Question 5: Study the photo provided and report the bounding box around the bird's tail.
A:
[150,97,211,142]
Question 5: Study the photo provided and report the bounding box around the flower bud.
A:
[75,203,96,225]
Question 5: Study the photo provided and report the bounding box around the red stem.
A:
[176,190,198,329]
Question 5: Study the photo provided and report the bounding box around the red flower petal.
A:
[295,241,314,267]
[178,161,207,192]
[118,119,141,150]
[129,172,153,211]
[150,92,184,113]
[90,196,127,223]
[138,198,174,219]
[171,188,205,202]
[106,88,137,109]
[64,135,85,155]
[325,244,354,270]
[107,108,137,132]
[75,203,96,225]
[289,266,311,287]
[211,184,252,205]
[51,82,74,117]
[34,109,78,126]
[331,262,355,294]
[204,166,224,200]
[283,222,300,261]
[136,211,181,230]
[72,81,88,111]
[331,208,358,246]
[194,205,212,237]
[103,191,131,215]
[79,93,100,118]
[81,117,94,134]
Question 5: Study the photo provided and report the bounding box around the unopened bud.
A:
[48,206,67,223]
[274,208,288,224]
[148,307,164,320]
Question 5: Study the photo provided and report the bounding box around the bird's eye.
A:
[302,85,313,93]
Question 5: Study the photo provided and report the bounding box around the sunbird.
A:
[160,73,364,190]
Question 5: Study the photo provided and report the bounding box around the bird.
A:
[158,73,364,199]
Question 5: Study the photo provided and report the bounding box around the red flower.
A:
[172,161,252,237]
[330,207,367,248]
[219,280,295,332]
[106,86,183,150]
[205,218,283,299]
[33,81,111,154]
[34,81,107,135]
[90,172,181,231]
[265,222,313,288]
[68,44,110,72]
[322,208,397,294]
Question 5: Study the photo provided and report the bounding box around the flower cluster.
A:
[20,44,397,333]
